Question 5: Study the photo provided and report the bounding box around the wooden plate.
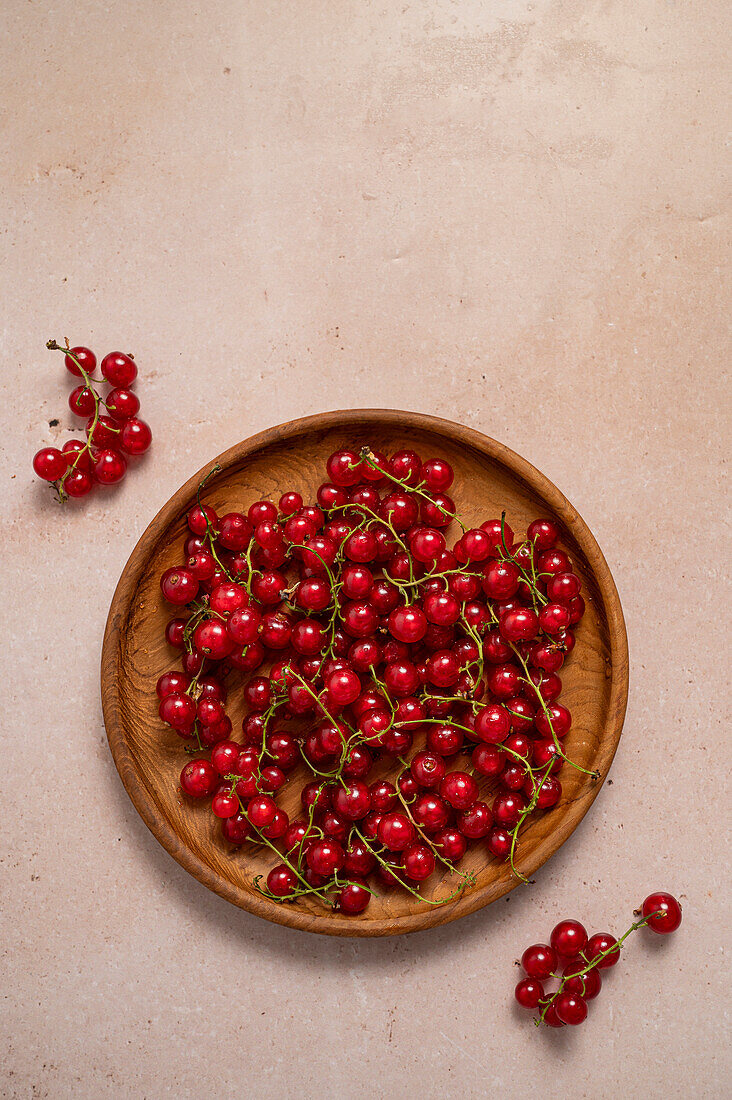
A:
[102,410,628,936]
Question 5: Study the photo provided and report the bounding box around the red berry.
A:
[378,812,415,851]
[101,351,137,387]
[337,879,371,914]
[515,978,544,1010]
[641,891,682,934]
[120,418,152,455]
[93,449,127,484]
[550,920,588,958]
[585,932,620,968]
[33,447,67,481]
[521,943,558,980]
[554,991,588,1026]
[267,865,298,897]
[64,346,97,377]
[180,759,217,798]
[439,771,478,811]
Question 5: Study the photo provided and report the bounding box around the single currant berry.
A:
[93,449,127,484]
[120,418,152,455]
[562,963,602,1000]
[456,801,492,839]
[550,919,588,958]
[389,449,422,486]
[159,692,196,729]
[554,991,588,1026]
[327,449,362,487]
[307,838,345,877]
[585,932,620,968]
[61,439,92,471]
[487,826,512,859]
[65,469,94,497]
[438,771,479,811]
[515,978,545,1010]
[421,457,454,492]
[337,880,371,915]
[68,385,97,417]
[211,789,239,819]
[641,892,682,934]
[410,750,446,789]
[64,345,97,377]
[33,447,67,481]
[100,351,137,387]
[247,795,277,828]
[521,943,558,981]
[180,759,217,798]
[474,704,511,744]
[388,605,427,644]
[527,518,560,550]
[105,387,140,420]
[267,865,298,897]
[402,843,435,882]
[381,491,419,531]
[378,812,415,851]
[87,414,124,449]
[546,572,582,603]
[433,827,467,862]
[222,812,250,844]
[332,781,371,821]
[500,607,540,643]
[156,670,190,698]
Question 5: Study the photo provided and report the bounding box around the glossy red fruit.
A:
[410,751,446,789]
[521,943,558,980]
[101,351,137,387]
[585,932,620,968]
[247,795,277,828]
[515,978,544,1010]
[641,892,682,934]
[93,448,127,484]
[433,827,467,862]
[456,800,492,838]
[33,447,67,481]
[439,771,479,811]
[550,920,588,958]
[402,843,435,882]
[120,418,152,455]
[180,759,217,798]
[554,991,588,1026]
[562,963,602,1000]
[106,387,140,420]
[474,703,511,744]
[160,567,198,605]
[64,345,97,377]
[266,865,298,897]
[68,385,97,417]
[377,812,415,851]
[337,879,371,914]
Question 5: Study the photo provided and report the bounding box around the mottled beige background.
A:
[1,1,729,1097]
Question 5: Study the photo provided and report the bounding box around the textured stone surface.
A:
[1,1,728,1096]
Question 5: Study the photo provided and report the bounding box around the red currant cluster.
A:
[31,339,152,501]
[157,445,590,915]
[515,892,683,1027]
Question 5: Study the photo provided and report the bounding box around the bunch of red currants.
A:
[515,892,683,1027]
[157,445,589,914]
[32,339,152,500]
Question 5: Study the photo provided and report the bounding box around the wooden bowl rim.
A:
[101,409,628,937]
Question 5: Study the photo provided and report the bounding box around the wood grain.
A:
[101,410,628,936]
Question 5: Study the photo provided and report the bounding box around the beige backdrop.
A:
[1,1,729,1097]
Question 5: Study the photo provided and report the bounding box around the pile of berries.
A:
[157,445,591,915]
[515,892,683,1027]
[31,339,152,501]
